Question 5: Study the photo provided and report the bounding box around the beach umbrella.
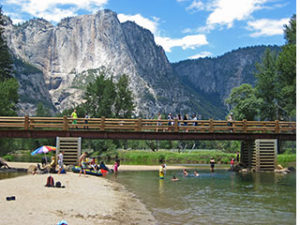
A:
[31,146,56,156]
[31,146,56,165]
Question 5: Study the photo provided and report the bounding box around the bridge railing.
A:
[0,116,295,134]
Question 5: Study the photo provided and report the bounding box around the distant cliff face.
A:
[172,46,281,104]
[3,10,280,119]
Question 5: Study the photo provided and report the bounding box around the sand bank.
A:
[0,172,156,225]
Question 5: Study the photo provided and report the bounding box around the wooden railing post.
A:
[174,119,178,132]
[243,119,247,133]
[24,115,29,130]
[101,117,105,131]
[136,118,142,131]
[63,116,69,131]
[209,119,214,132]
[275,120,280,133]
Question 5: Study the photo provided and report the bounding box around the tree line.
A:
[226,15,296,121]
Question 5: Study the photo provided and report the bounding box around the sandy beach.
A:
[0,162,161,225]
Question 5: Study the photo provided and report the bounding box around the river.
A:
[111,169,296,225]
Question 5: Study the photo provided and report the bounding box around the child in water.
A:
[183,169,189,176]
[159,164,165,179]
[171,175,179,181]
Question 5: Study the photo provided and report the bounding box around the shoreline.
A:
[7,162,228,171]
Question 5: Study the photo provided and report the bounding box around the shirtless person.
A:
[79,152,88,176]
[0,157,10,169]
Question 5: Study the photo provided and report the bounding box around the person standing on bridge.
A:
[71,109,78,127]
[156,112,162,132]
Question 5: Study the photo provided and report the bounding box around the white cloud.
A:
[247,18,289,37]
[118,13,208,53]
[186,0,205,12]
[206,0,269,29]
[117,13,159,34]
[188,51,213,59]
[5,0,108,23]
[188,0,271,31]
[155,34,208,52]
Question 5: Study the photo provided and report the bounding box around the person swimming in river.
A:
[183,169,189,176]
[210,157,215,172]
[171,175,179,181]
[193,170,199,177]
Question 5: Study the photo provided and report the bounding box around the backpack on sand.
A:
[45,176,54,187]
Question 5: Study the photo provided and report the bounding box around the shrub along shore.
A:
[3,149,295,168]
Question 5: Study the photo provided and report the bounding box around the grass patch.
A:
[277,154,296,167]
[102,150,236,165]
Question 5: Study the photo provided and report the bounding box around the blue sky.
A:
[2,0,296,62]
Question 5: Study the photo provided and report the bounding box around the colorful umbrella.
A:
[31,146,56,156]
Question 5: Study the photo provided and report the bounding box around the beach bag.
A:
[56,181,61,188]
[46,176,54,187]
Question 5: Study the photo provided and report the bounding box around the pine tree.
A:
[254,48,279,120]
[0,7,13,81]
[115,74,134,118]
[276,15,296,119]
[0,7,18,116]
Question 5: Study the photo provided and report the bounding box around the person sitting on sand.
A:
[0,157,11,169]
[193,171,199,177]
[171,175,179,181]
[49,156,57,173]
[183,169,189,176]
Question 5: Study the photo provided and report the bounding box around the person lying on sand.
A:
[0,157,11,169]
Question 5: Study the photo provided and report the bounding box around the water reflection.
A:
[113,170,296,225]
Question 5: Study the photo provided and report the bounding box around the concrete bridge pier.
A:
[240,139,277,172]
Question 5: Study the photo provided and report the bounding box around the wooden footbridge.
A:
[0,116,295,171]
[0,116,295,140]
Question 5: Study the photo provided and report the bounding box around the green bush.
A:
[277,154,296,167]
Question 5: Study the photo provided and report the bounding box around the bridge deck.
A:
[0,116,295,140]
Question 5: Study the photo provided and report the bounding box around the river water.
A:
[112,169,296,225]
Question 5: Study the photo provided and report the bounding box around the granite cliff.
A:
[3,9,278,119]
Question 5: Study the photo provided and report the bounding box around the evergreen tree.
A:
[254,48,279,120]
[276,15,296,119]
[0,7,13,81]
[115,74,134,118]
[0,78,18,115]
[84,73,116,118]
[36,102,51,117]
[0,7,18,117]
